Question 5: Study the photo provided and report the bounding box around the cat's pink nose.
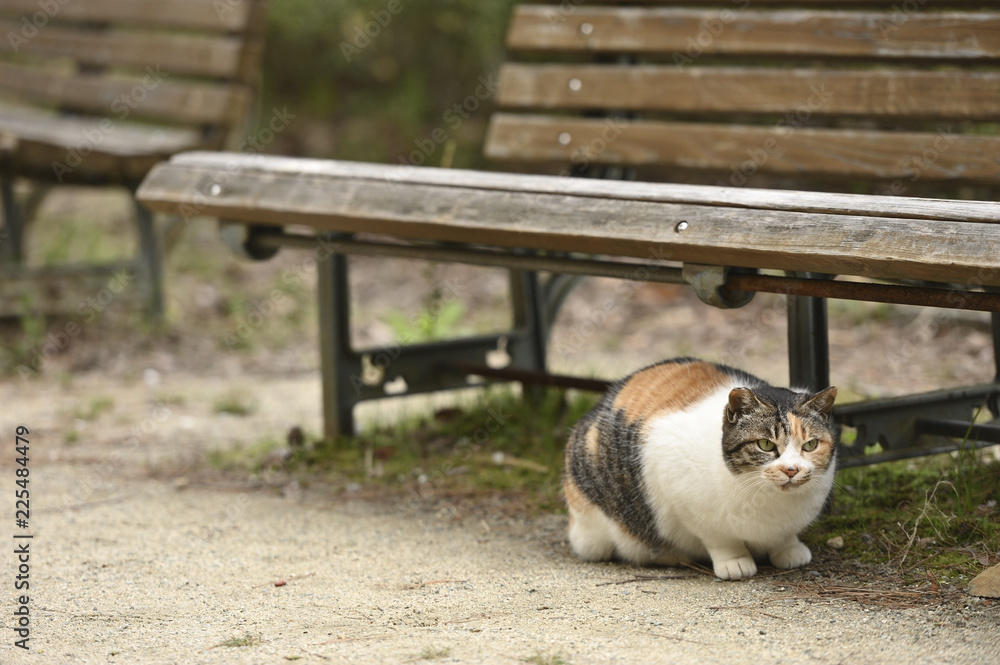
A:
[781,465,799,478]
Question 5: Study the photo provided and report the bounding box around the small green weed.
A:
[217,634,261,648]
[74,396,114,421]
[385,299,467,343]
[523,651,569,665]
[213,389,258,416]
[420,645,452,660]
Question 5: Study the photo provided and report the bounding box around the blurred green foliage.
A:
[259,0,517,168]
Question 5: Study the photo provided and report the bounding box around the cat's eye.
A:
[802,439,819,452]
[756,439,776,452]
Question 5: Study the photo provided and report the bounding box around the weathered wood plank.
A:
[0,63,249,126]
[484,113,1000,183]
[498,65,1000,120]
[148,151,1000,224]
[0,104,203,156]
[0,21,245,79]
[0,0,256,33]
[507,7,1000,59]
[136,156,1000,287]
[0,100,206,186]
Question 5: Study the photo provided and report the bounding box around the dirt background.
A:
[1,188,999,663]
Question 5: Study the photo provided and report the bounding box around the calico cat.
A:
[564,357,837,580]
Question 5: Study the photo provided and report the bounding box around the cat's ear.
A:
[803,386,838,417]
[727,388,765,423]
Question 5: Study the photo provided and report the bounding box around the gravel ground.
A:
[2,372,999,665]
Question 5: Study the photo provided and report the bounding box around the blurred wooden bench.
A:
[139,1,1000,466]
[0,0,266,317]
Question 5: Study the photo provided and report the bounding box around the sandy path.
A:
[3,372,998,665]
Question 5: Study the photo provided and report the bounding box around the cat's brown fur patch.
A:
[563,473,595,524]
[612,360,732,425]
[584,424,601,456]
[787,413,807,443]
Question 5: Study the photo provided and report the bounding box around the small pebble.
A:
[827,536,845,550]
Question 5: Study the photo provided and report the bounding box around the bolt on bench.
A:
[138,1,1000,466]
[0,0,266,317]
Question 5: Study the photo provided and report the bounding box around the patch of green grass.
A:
[807,450,1000,584]
[213,386,599,512]
[420,645,452,660]
[74,396,114,421]
[523,651,569,665]
[208,438,283,473]
[217,634,261,648]
[213,389,258,416]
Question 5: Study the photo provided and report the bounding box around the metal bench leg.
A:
[134,200,164,320]
[509,269,548,375]
[787,294,830,391]
[1,176,24,263]
[318,249,358,439]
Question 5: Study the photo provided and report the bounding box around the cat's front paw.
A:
[712,556,757,580]
[770,541,812,570]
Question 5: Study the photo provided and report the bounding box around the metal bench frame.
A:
[138,1,1000,465]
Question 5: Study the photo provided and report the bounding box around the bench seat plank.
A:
[507,7,1000,59]
[139,152,1000,223]
[498,65,1000,120]
[0,103,202,183]
[137,153,1000,288]
[485,113,1000,183]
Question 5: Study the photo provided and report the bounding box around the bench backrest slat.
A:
[487,114,1000,184]
[506,7,1000,60]
[0,0,265,145]
[498,66,1000,121]
[0,0,257,33]
[487,2,1000,192]
[0,63,249,126]
[0,21,247,79]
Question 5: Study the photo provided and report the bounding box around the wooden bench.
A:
[0,0,266,316]
[138,1,1000,466]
